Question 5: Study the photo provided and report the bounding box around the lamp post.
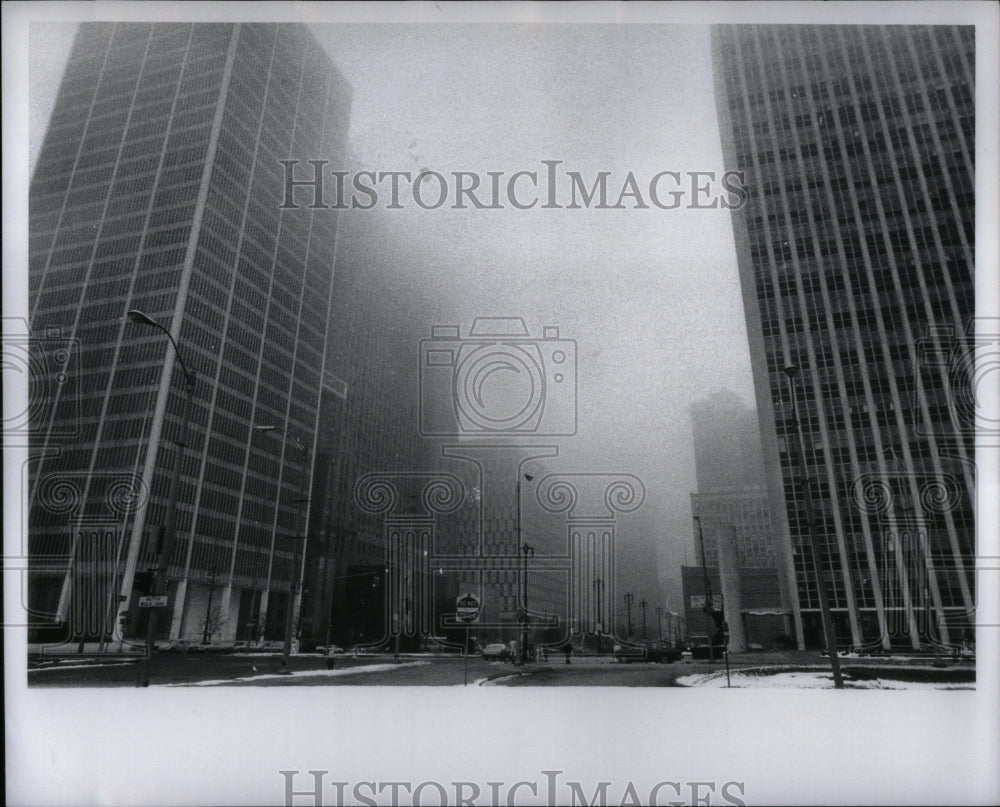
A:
[201,565,218,645]
[593,576,604,634]
[516,472,534,664]
[126,310,196,688]
[254,425,309,672]
[520,541,535,663]
[656,605,663,641]
[639,598,648,640]
[784,364,843,689]
[693,514,716,663]
[624,592,633,639]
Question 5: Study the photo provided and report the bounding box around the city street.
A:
[26,650,975,688]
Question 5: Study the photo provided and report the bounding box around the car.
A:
[481,643,510,661]
[645,641,682,663]
[688,633,724,659]
[614,640,682,664]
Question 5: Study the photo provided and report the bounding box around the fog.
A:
[28,21,757,608]
[314,24,756,604]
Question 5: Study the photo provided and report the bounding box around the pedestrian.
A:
[563,642,572,664]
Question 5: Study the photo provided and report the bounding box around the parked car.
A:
[481,643,510,661]
[688,634,713,659]
[645,640,682,663]
[191,642,229,654]
[614,640,682,663]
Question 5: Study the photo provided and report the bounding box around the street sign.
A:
[138,595,168,608]
[456,592,481,623]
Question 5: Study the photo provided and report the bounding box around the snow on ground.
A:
[159,660,430,686]
[677,669,973,689]
[29,661,137,672]
[478,672,525,686]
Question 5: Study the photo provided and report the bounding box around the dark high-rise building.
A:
[713,25,976,650]
[28,22,351,646]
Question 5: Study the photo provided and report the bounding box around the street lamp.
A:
[784,364,843,688]
[593,576,604,634]
[520,541,535,664]
[201,565,218,645]
[624,592,633,638]
[656,605,663,641]
[126,309,196,688]
[516,472,534,664]
[254,424,310,671]
[639,598,648,640]
[692,514,717,664]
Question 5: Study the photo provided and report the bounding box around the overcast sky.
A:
[317,23,756,593]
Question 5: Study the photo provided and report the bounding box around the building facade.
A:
[28,22,351,646]
[713,25,976,650]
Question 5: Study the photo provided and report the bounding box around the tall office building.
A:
[28,22,351,645]
[713,25,975,650]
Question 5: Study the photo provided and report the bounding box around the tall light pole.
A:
[784,364,843,688]
[201,565,218,645]
[254,425,309,672]
[656,605,663,641]
[593,576,604,633]
[693,514,716,663]
[624,592,633,638]
[127,310,196,687]
[516,472,534,664]
[520,541,535,663]
[639,598,648,640]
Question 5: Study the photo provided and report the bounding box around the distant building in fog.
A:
[690,389,766,495]
[687,391,790,649]
[713,24,976,651]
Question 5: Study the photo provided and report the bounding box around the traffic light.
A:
[710,609,726,645]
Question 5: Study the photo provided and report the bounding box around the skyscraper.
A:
[28,22,351,646]
[713,25,975,650]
